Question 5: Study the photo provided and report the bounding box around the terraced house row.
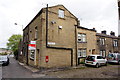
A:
[18,5,120,69]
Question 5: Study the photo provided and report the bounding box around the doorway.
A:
[92,49,95,54]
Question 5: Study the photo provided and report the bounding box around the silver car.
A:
[107,53,120,64]
[85,55,107,68]
[0,55,9,66]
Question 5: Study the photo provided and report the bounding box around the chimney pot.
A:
[93,27,95,30]
[101,30,106,34]
[110,31,115,36]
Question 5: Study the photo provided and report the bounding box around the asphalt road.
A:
[2,57,33,78]
[1,56,120,79]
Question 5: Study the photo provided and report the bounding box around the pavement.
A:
[18,62,39,73]
[15,60,119,78]
[18,62,86,73]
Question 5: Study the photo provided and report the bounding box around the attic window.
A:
[58,9,64,18]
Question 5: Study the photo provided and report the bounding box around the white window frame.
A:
[30,50,35,60]
[113,40,118,47]
[100,50,106,57]
[78,49,86,57]
[100,38,105,45]
[78,33,86,42]
[58,9,64,18]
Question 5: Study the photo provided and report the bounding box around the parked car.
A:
[107,53,120,64]
[0,55,9,66]
[85,55,107,68]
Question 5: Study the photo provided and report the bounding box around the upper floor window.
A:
[58,9,64,18]
[113,40,118,47]
[78,33,86,42]
[78,49,86,57]
[100,50,106,57]
[100,38,105,45]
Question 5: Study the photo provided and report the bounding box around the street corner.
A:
[18,62,39,73]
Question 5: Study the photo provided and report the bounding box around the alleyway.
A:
[2,57,33,78]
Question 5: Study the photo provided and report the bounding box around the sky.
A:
[0,0,118,48]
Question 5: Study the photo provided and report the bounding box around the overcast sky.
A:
[0,0,118,48]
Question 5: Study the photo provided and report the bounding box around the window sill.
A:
[78,42,87,43]
[100,45,105,46]
[58,17,65,20]
[34,38,37,40]
[30,57,34,61]
[78,57,86,58]
[113,46,118,47]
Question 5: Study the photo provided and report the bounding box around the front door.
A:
[36,49,39,66]
[92,49,95,54]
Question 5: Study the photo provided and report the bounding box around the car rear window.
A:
[118,55,120,59]
[86,56,95,61]
[97,56,103,59]
[0,56,7,60]
[108,54,114,57]
[108,54,116,58]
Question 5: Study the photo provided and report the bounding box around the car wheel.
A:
[85,64,87,66]
[96,63,99,68]
[118,61,120,65]
[105,62,107,66]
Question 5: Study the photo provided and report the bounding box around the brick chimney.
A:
[101,30,106,34]
[110,31,115,36]
[118,35,120,37]
[93,27,95,30]
[77,20,80,26]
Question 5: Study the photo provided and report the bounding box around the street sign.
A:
[48,42,55,45]
[29,41,36,50]
[30,41,36,44]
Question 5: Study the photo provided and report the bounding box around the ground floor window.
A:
[30,50,35,60]
[78,49,86,58]
[100,50,106,57]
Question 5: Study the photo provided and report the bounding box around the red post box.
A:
[46,56,49,62]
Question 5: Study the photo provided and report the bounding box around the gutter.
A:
[75,22,78,66]
[26,27,29,65]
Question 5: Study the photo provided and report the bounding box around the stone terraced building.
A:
[18,5,120,69]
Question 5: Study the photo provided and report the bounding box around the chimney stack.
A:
[93,27,95,30]
[77,20,80,26]
[118,35,120,37]
[110,31,115,36]
[92,27,96,32]
[101,30,106,34]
